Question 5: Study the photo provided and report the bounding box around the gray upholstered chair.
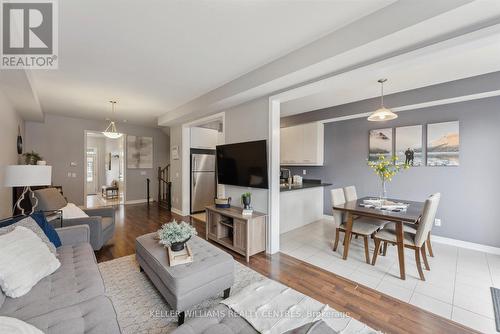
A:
[371,193,441,281]
[331,188,383,264]
[32,188,115,251]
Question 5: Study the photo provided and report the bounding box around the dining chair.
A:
[380,225,435,257]
[371,193,441,281]
[331,188,381,264]
[343,185,358,202]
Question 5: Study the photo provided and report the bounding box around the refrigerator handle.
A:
[193,173,197,188]
[192,156,197,172]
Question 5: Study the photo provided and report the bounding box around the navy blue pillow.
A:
[30,211,62,248]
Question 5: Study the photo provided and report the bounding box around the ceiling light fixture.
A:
[103,101,123,139]
[367,79,398,122]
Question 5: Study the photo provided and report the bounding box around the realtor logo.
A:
[1,0,58,69]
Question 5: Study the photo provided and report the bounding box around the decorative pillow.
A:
[33,187,67,211]
[0,316,44,334]
[61,203,89,220]
[0,227,60,298]
[30,211,62,248]
[0,216,57,255]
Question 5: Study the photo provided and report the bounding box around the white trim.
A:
[431,235,500,256]
[125,198,153,205]
[322,214,334,221]
[171,208,185,216]
[267,98,281,254]
[319,90,500,125]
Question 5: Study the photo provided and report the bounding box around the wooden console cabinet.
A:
[205,205,267,262]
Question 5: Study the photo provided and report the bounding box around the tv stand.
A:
[205,205,267,262]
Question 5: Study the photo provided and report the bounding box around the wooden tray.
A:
[167,245,193,266]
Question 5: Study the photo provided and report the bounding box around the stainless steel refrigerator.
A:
[191,152,216,213]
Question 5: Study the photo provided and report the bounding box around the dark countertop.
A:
[280,181,332,192]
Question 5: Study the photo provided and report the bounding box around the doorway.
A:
[84,131,126,208]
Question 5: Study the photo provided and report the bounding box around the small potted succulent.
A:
[241,192,252,210]
[158,220,197,251]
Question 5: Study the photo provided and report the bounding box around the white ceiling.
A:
[280,22,500,116]
[24,0,394,126]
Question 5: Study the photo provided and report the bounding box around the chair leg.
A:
[355,235,359,239]
[426,232,434,257]
[382,241,388,256]
[415,248,425,281]
[333,228,340,251]
[421,244,430,271]
[363,236,370,264]
[372,238,381,265]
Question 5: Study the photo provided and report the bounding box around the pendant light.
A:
[103,101,123,139]
[367,79,398,122]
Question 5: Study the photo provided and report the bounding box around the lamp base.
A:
[14,186,38,216]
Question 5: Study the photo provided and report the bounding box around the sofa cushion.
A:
[0,243,103,320]
[33,188,67,211]
[101,217,114,232]
[25,296,120,334]
[0,227,61,298]
[0,216,57,255]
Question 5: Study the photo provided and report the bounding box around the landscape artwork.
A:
[427,121,459,166]
[127,136,153,169]
[395,125,423,166]
[369,128,392,161]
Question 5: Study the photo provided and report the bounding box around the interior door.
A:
[86,148,98,195]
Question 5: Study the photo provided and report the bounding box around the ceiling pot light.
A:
[103,101,123,139]
[368,79,398,122]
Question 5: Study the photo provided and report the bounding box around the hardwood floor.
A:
[95,204,479,334]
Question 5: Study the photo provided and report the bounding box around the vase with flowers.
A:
[158,220,197,251]
[367,155,409,200]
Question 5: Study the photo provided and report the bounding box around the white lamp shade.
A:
[4,165,52,187]
[367,107,398,122]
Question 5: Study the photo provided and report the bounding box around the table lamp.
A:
[4,165,52,215]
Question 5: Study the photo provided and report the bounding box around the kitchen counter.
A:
[280,181,332,192]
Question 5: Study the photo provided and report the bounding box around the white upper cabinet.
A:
[280,122,324,166]
[191,127,219,149]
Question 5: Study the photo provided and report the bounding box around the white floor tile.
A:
[376,279,414,302]
[452,307,498,334]
[410,293,452,318]
[414,281,454,304]
[348,270,383,289]
[453,291,495,319]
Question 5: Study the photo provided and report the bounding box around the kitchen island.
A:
[280,180,332,234]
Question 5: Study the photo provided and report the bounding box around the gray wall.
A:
[286,96,500,248]
[25,114,169,205]
[0,90,23,219]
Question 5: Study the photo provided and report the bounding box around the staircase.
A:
[158,165,172,210]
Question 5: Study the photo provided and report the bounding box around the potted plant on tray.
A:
[23,150,43,165]
[241,192,252,210]
[367,155,409,200]
[158,220,197,252]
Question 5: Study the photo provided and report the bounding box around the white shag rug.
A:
[98,255,265,334]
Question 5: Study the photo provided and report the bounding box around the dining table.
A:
[332,196,425,280]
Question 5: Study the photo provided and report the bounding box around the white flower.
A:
[157,220,197,247]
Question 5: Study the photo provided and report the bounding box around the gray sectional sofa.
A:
[0,224,121,334]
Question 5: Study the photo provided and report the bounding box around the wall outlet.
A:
[71,173,77,178]
[67,172,72,178]
[140,171,147,176]
[302,169,307,175]
[434,218,441,227]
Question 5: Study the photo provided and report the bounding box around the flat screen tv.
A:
[216,140,268,189]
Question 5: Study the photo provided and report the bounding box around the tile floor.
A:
[280,219,498,334]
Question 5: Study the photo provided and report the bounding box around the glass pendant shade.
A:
[103,101,123,138]
[368,79,398,122]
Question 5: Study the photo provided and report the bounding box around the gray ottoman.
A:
[135,233,234,325]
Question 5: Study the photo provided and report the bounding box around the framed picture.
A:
[427,121,459,166]
[127,136,153,169]
[369,128,393,161]
[395,125,423,166]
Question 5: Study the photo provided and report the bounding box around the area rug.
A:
[98,255,265,334]
[492,287,500,332]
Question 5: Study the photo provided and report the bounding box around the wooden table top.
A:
[333,196,424,223]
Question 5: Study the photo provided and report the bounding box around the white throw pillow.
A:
[0,317,44,334]
[61,203,89,219]
[0,226,61,298]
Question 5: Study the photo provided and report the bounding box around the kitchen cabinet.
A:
[280,122,324,166]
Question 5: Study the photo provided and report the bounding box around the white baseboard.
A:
[125,198,153,205]
[321,214,500,255]
[171,208,185,216]
[431,235,500,256]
